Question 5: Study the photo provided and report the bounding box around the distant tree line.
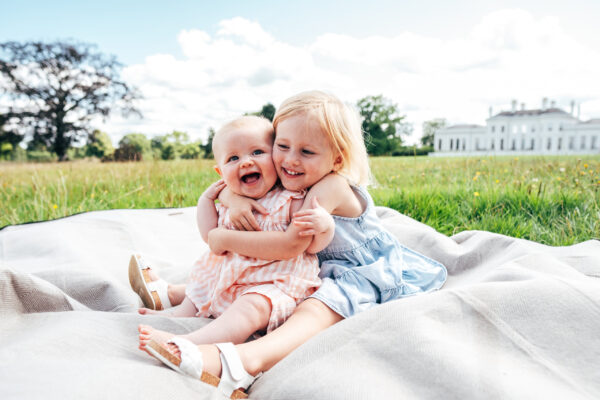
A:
[0,40,441,162]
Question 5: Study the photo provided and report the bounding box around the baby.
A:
[129,115,330,345]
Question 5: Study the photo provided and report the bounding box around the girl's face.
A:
[273,114,342,192]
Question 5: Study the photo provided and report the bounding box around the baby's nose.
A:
[240,157,254,168]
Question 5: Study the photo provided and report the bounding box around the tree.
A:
[356,95,411,156]
[421,118,447,147]
[114,133,150,161]
[247,103,276,121]
[0,41,140,161]
[200,128,216,159]
[86,129,114,159]
[0,113,24,160]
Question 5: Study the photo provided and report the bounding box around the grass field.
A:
[2,155,599,246]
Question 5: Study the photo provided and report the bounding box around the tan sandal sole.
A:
[128,255,163,310]
[147,340,248,399]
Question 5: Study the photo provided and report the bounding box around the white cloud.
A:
[98,11,600,145]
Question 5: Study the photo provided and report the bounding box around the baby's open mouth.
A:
[241,172,261,184]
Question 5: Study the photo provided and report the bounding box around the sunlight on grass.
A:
[1,155,599,245]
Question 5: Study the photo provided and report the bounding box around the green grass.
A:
[2,155,599,246]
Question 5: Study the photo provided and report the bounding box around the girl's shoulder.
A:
[308,173,365,218]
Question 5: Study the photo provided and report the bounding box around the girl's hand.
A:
[201,179,227,201]
[219,187,269,231]
[292,197,335,236]
[207,227,228,255]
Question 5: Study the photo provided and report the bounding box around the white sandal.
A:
[128,254,173,310]
[146,338,259,399]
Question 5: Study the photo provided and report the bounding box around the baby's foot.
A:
[138,307,162,315]
[138,324,177,352]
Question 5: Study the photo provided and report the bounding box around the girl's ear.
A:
[332,155,343,172]
[213,165,222,176]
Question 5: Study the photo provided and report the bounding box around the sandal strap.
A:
[168,337,204,379]
[216,343,259,397]
[147,279,172,308]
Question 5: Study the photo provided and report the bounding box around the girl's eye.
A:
[227,155,239,162]
[252,149,264,156]
[277,144,289,150]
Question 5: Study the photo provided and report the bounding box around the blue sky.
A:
[3,1,600,144]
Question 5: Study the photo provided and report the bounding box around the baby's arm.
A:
[208,174,345,259]
[197,180,226,243]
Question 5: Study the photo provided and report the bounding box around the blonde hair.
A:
[212,115,273,157]
[273,91,371,186]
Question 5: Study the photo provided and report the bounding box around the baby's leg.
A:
[141,298,343,379]
[139,293,271,350]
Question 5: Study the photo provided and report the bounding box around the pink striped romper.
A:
[185,187,321,332]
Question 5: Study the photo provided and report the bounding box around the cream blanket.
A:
[1,207,599,399]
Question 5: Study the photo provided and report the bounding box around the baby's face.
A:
[214,124,277,199]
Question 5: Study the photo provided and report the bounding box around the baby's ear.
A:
[214,165,222,176]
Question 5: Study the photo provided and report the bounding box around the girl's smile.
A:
[273,114,343,192]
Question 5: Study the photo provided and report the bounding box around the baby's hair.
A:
[273,91,371,186]
[213,115,274,156]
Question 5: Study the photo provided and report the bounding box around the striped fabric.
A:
[186,187,321,332]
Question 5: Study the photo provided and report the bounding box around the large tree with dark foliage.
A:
[0,41,140,160]
[357,95,411,156]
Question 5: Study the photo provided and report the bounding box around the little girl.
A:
[130,115,330,351]
[138,92,447,399]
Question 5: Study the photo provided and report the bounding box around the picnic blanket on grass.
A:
[1,207,599,399]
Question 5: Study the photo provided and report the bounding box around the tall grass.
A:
[2,155,599,245]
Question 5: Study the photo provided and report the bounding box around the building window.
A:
[531,126,536,133]
[462,140,466,151]
[491,140,495,150]
[438,139,442,151]
[547,138,552,150]
[558,138,562,150]
[475,138,479,150]
[501,126,505,133]
[521,124,527,133]
[512,126,518,134]
[592,136,598,149]
[530,138,535,150]
[500,139,504,150]
[581,136,586,149]
[559,124,563,131]
[548,124,552,132]
[456,138,460,151]
[491,126,495,133]
[569,137,575,150]
[511,140,516,150]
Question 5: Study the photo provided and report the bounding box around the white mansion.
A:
[433,99,600,156]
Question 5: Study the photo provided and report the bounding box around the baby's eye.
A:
[302,149,315,155]
[227,155,239,162]
[252,149,264,155]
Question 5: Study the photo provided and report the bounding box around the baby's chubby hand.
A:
[201,179,227,201]
[292,197,334,237]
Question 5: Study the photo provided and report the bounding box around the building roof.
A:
[581,118,600,125]
[445,124,484,129]
[491,108,575,118]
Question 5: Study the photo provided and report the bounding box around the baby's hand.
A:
[292,197,334,236]
[201,180,227,201]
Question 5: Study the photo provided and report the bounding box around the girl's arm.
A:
[208,174,347,259]
[197,180,226,243]
[217,186,268,231]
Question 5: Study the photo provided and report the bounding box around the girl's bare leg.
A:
[139,293,272,351]
[144,298,343,378]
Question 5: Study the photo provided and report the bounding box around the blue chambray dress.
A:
[310,185,447,318]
